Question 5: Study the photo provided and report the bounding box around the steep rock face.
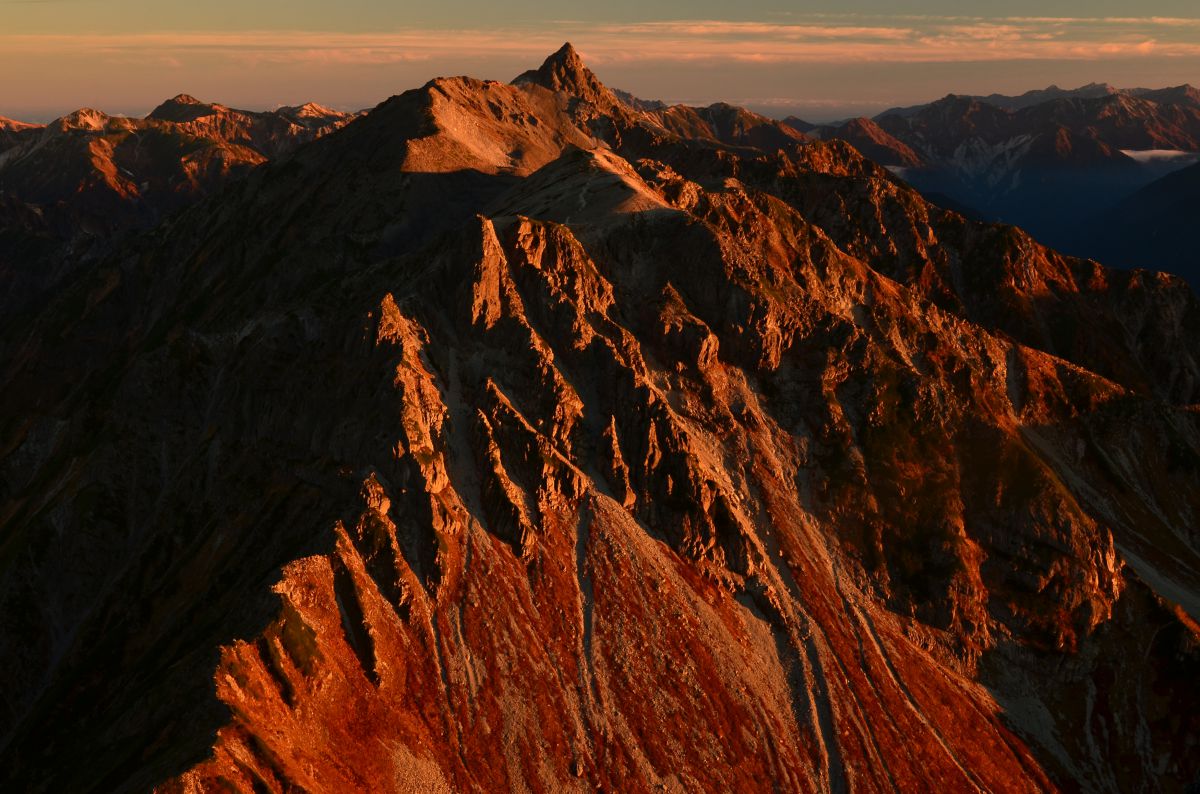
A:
[758,164,1200,406]
[513,42,620,112]
[565,122,1200,409]
[515,44,807,153]
[161,157,1200,792]
[1,46,1198,794]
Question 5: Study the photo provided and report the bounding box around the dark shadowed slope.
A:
[1080,160,1200,286]
[842,89,1200,261]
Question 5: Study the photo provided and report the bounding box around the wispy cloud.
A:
[2,15,1199,67]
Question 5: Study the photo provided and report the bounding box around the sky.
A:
[2,1,1200,122]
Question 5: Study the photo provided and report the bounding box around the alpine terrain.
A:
[0,45,1198,793]
[786,83,1200,271]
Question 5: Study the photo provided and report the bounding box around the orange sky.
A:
[3,12,1199,122]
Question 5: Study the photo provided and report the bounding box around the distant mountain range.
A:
[0,96,355,320]
[0,96,354,230]
[772,83,1200,281]
[6,78,1196,290]
[878,81,1200,115]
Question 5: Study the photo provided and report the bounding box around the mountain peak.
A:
[293,101,333,114]
[512,42,617,108]
[148,94,221,122]
[57,108,108,131]
[549,41,584,71]
[277,101,342,120]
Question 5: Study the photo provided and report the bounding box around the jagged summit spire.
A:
[548,42,584,72]
[512,42,617,108]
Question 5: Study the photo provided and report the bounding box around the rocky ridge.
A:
[0,96,356,229]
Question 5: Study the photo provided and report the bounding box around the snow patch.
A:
[1120,149,1200,166]
[946,135,1033,187]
